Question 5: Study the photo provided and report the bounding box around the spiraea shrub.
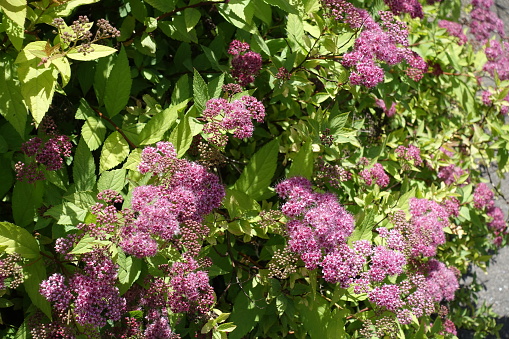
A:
[1,0,509,337]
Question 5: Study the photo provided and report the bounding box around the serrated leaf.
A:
[348,206,376,244]
[66,44,117,61]
[224,189,260,219]
[123,148,142,171]
[100,131,130,172]
[217,0,255,32]
[193,69,209,113]
[69,235,109,254]
[94,54,115,106]
[51,56,71,87]
[287,142,315,179]
[3,15,25,50]
[263,0,298,13]
[74,137,96,191]
[81,115,107,151]
[171,74,190,104]
[104,46,131,117]
[0,222,40,258]
[117,250,142,292]
[234,139,279,200]
[0,55,27,136]
[45,202,87,225]
[23,258,52,319]
[0,0,26,27]
[168,117,193,158]
[98,169,126,193]
[12,180,43,227]
[139,99,188,145]
[15,44,58,125]
[217,323,237,332]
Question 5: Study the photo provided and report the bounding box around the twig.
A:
[91,107,137,149]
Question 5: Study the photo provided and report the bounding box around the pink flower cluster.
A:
[39,249,126,327]
[118,142,225,257]
[438,164,467,185]
[228,40,262,86]
[321,5,427,87]
[469,0,505,45]
[16,134,72,183]
[167,258,215,315]
[483,40,509,81]
[375,98,397,117]
[407,198,449,257]
[360,163,390,187]
[473,183,508,240]
[438,20,467,45]
[202,96,266,147]
[395,145,423,166]
[383,0,423,18]
[276,177,355,269]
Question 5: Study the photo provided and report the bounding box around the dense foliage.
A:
[1,0,509,337]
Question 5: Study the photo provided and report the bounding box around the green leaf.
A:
[208,73,225,98]
[3,15,25,50]
[348,205,377,244]
[328,111,349,134]
[97,169,126,193]
[123,148,142,171]
[144,0,175,12]
[217,323,237,332]
[263,0,298,14]
[94,54,115,106]
[139,99,188,145]
[0,298,14,308]
[287,142,315,179]
[0,0,26,27]
[23,257,52,319]
[45,202,87,225]
[193,69,209,113]
[68,235,109,255]
[184,8,201,31]
[117,249,142,293]
[168,116,193,158]
[12,180,43,227]
[48,0,99,17]
[100,131,130,172]
[0,55,27,137]
[229,278,266,339]
[51,56,71,87]
[104,46,131,117]
[15,43,58,125]
[171,74,190,104]
[74,137,96,191]
[0,222,40,258]
[66,44,117,61]
[81,115,107,151]
[224,189,260,219]
[234,139,279,200]
[286,14,305,50]
[217,0,256,32]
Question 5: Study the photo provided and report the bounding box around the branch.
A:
[91,107,137,149]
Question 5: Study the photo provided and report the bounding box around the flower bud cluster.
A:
[228,40,262,86]
[0,253,24,290]
[202,96,266,147]
[314,157,352,189]
[52,16,120,56]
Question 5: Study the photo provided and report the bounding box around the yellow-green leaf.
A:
[100,131,130,172]
[66,44,117,61]
[0,0,26,27]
